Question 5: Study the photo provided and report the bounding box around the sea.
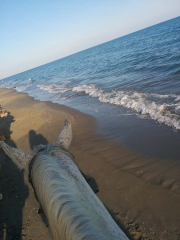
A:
[1,16,180,159]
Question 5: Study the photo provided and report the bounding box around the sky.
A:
[0,0,180,79]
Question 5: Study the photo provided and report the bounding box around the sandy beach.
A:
[0,88,180,240]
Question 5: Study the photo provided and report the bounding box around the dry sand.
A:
[0,88,180,240]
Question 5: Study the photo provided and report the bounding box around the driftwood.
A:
[0,117,128,240]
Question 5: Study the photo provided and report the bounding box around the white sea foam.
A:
[72,84,180,130]
[0,81,29,91]
[15,85,30,92]
[36,81,180,130]
[37,80,71,94]
[0,82,11,88]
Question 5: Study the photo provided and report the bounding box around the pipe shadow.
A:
[0,112,29,240]
[84,174,99,193]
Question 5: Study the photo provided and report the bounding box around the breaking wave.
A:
[35,82,180,130]
[36,81,180,130]
[37,80,72,94]
[72,84,180,130]
[15,84,30,92]
[0,81,11,88]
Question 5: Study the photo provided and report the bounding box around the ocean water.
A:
[1,17,180,136]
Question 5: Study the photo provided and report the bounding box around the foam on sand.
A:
[72,84,180,130]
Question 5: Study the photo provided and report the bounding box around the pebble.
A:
[0,193,3,200]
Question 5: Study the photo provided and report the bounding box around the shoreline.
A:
[1,88,180,239]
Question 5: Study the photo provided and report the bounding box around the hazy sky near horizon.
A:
[0,1,180,79]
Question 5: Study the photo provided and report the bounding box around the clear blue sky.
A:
[0,0,180,79]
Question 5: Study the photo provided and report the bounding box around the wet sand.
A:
[0,88,180,240]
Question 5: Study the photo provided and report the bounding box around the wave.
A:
[15,85,30,92]
[0,81,11,88]
[36,82,180,130]
[37,80,72,94]
[72,84,180,130]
